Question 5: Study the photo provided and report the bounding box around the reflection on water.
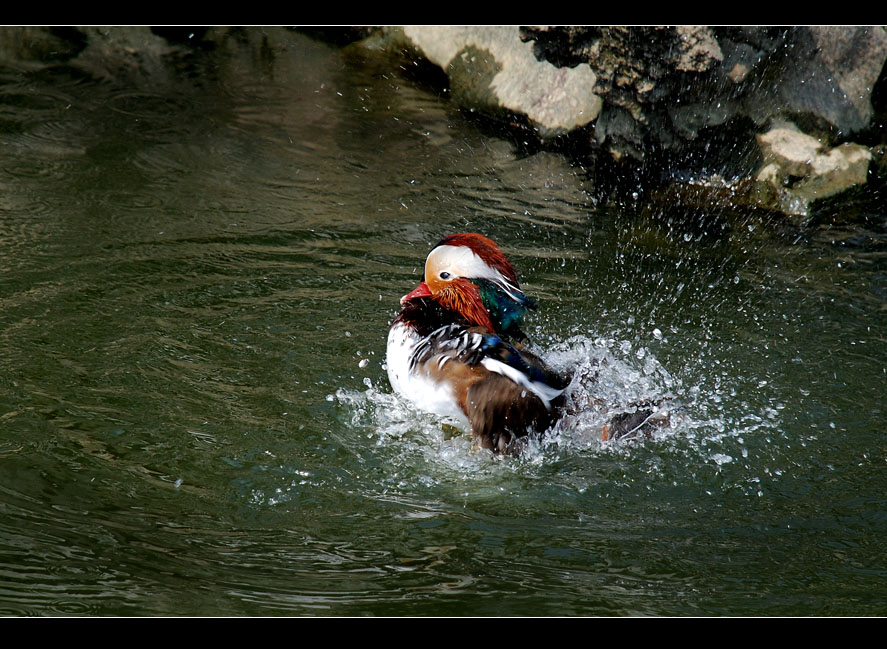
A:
[0,29,885,616]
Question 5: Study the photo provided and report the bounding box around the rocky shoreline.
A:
[3,26,885,230]
[354,26,887,226]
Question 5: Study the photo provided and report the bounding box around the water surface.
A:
[0,30,885,616]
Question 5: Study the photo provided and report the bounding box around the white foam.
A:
[334,331,782,489]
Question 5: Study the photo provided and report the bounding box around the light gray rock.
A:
[385,26,603,138]
[754,122,872,217]
[795,143,871,199]
[674,25,724,72]
[757,125,826,178]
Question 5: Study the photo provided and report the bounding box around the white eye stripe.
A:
[427,245,509,285]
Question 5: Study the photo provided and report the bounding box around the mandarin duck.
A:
[386,233,569,454]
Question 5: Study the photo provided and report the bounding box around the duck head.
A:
[401,233,536,338]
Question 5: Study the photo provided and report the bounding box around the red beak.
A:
[401,281,432,305]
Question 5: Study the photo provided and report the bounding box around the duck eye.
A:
[439,271,451,280]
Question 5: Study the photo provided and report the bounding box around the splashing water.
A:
[333,329,781,482]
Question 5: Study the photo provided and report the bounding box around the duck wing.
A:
[409,324,568,454]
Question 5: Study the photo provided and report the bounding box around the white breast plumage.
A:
[386,322,469,427]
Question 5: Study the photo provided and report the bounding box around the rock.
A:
[872,145,887,180]
[0,26,185,82]
[65,27,181,82]
[521,26,887,165]
[803,27,886,132]
[0,27,88,66]
[796,143,871,198]
[368,26,603,138]
[753,122,872,218]
[757,125,826,178]
[674,25,724,72]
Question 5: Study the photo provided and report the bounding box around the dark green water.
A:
[1,29,885,616]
